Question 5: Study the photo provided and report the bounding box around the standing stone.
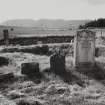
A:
[3,29,9,46]
[50,51,65,75]
[74,30,95,67]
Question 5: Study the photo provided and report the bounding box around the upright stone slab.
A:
[74,30,95,67]
[50,52,65,75]
[3,29,9,46]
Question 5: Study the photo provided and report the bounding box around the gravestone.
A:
[21,62,39,75]
[74,30,95,67]
[3,29,9,46]
[50,50,65,75]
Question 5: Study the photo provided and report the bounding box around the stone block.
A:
[21,62,39,75]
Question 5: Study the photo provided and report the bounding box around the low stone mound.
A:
[2,45,49,55]
[0,72,14,82]
[21,62,40,75]
[0,56,9,66]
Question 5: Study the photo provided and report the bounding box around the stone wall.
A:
[0,35,74,45]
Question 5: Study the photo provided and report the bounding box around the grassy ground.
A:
[0,44,105,105]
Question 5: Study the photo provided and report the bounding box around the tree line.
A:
[79,18,105,29]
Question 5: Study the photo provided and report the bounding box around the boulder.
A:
[0,56,9,66]
[21,62,39,75]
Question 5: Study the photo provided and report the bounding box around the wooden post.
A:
[3,29,9,46]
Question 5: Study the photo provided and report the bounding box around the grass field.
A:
[0,41,105,105]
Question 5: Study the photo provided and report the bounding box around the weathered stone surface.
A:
[0,56,9,66]
[21,62,39,75]
[50,53,65,75]
[74,30,95,67]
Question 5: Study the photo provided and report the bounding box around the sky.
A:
[0,0,105,23]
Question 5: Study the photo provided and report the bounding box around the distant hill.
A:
[1,19,90,29]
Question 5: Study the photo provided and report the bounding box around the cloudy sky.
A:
[0,0,105,22]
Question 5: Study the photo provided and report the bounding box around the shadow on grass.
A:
[3,72,47,86]
[75,62,105,83]
[18,72,47,84]
[43,67,85,87]
[42,61,105,87]
[22,72,48,84]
